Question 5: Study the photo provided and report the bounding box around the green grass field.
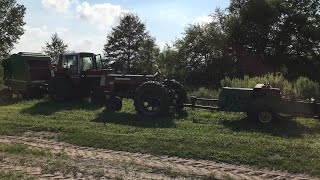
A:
[1,98,320,176]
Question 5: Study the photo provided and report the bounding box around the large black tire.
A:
[134,81,169,117]
[48,76,72,102]
[105,96,122,112]
[165,80,187,113]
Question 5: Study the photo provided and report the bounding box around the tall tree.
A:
[157,44,181,77]
[175,17,235,86]
[226,0,320,79]
[43,33,68,64]
[134,35,159,74]
[104,13,158,73]
[0,0,26,60]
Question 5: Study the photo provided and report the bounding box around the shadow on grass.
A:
[21,99,103,116]
[93,110,176,128]
[221,117,320,138]
[0,98,21,106]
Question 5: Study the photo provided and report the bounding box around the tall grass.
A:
[221,74,320,100]
[188,87,220,99]
[221,73,293,95]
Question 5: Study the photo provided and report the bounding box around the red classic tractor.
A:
[49,52,187,116]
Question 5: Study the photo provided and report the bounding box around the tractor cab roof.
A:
[62,52,95,56]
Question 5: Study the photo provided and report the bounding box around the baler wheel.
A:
[258,110,274,124]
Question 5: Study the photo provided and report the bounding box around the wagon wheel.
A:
[257,110,274,124]
[166,80,188,113]
[247,98,276,124]
[105,96,122,112]
[134,81,169,117]
[48,76,72,102]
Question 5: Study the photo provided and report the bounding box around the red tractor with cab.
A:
[49,52,187,117]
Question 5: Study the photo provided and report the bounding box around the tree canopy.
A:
[102,0,320,86]
[156,0,320,85]
[0,0,26,60]
[43,33,68,64]
[103,13,158,74]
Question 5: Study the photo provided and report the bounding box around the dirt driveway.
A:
[0,133,314,180]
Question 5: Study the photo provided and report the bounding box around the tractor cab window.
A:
[96,54,103,69]
[62,55,78,74]
[80,56,94,71]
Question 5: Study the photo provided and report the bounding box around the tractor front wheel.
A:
[105,96,122,112]
[134,81,169,117]
[48,76,72,102]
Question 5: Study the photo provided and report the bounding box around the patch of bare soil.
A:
[0,135,315,180]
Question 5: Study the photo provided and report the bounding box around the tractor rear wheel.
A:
[166,80,187,113]
[134,81,169,117]
[48,76,72,102]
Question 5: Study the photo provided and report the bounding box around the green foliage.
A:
[156,45,184,80]
[42,33,68,64]
[188,87,220,99]
[294,77,320,100]
[173,11,235,86]
[221,74,320,100]
[0,0,26,59]
[134,35,159,74]
[104,13,158,74]
[164,0,320,85]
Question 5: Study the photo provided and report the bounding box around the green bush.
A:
[220,74,320,100]
[294,77,320,100]
[221,73,293,96]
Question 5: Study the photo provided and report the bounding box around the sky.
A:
[14,0,229,54]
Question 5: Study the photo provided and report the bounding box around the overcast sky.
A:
[14,0,229,54]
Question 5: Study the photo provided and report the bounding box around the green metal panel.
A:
[3,52,51,92]
[218,87,253,112]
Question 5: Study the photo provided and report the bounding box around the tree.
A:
[134,35,159,74]
[104,13,158,73]
[0,0,26,60]
[175,17,235,86]
[225,0,320,80]
[43,33,68,64]
[157,44,181,77]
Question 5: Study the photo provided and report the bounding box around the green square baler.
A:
[188,84,320,123]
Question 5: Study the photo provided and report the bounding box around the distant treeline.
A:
[104,0,320,88]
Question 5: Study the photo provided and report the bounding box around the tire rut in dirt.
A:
[0,135,315,180]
